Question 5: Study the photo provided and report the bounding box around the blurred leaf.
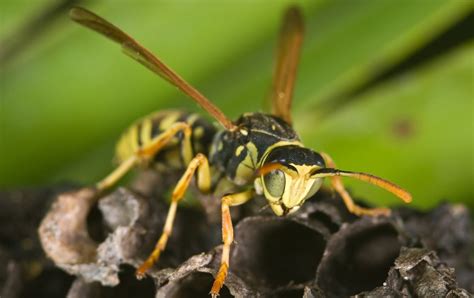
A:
[0,1,45,38]
[298,43,474,209]
[0,0,322,186]
[0,0,471,201]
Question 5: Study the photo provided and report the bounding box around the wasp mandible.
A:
[70,6,412,297]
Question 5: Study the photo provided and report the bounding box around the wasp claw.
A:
[135,267,148,280]
[135,272,145,280]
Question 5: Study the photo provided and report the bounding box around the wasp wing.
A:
[70,7,236,131]
[270,6,304,125]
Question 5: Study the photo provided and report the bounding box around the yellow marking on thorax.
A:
[235,145,244,156]
[194,127,205,139]
[217,141,224,152]
[240,129,248,136]
[234,142,258,185]
[250,128,295,140]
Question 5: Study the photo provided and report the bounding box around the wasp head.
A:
[255,145,326,216]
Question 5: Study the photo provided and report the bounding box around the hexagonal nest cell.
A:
[1,175,472,297]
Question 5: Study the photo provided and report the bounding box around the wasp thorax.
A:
[257,145,326,216]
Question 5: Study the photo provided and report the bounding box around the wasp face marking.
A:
[257,145,326,216]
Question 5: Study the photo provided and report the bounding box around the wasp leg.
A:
[210,190,254,298]
[135,153,211,278]
[96,122,192,192]
[320,152,390,216]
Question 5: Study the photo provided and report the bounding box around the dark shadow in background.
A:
[0,0,88,67]
[319,10,474,116]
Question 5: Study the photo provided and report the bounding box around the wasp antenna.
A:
[256,162,298,179]
[312,168,412,203]
[256,162,285,176]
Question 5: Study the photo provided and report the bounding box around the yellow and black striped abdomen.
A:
[115,110,216,170]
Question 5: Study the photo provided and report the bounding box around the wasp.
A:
[70,6,411,297]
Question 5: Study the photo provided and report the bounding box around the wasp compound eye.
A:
[263,170,285,199]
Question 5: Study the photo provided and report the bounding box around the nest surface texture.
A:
[1,171,473,297]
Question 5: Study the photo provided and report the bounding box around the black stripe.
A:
[136,122,143,147]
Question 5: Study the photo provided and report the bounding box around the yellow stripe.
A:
[129,125,139,153]
[140,118,153,147]
[115,126,137,163]
[186,113,199,125]
[159,112,181,131]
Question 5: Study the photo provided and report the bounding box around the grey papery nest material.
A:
[2,171,472,298]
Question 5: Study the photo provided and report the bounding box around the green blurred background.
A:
[1,0,473,209]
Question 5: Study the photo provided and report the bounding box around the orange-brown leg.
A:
[320,152,390,216]
[96,122,192,192]
[135,153,211,278]
[210,190,254,297]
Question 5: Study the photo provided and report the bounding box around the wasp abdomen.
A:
[115,110,216,170]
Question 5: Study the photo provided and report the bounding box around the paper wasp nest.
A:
[1,170,472,297]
